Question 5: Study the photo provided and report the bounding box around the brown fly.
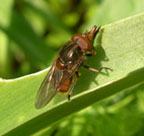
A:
[35,26,112,109]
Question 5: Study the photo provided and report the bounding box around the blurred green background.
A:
[0,0,144,136]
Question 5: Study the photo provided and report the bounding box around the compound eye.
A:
[72,34,81,42]
[72,34,92,51]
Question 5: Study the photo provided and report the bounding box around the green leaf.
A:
[84,0,144,27]
[1,12,144,136]
[0,31,12,78]
[0,0,13,27]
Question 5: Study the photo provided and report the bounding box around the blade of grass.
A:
[0,31,12,78]
[0,0,13,27]
[1,11,55,67]
[1,12,144,135]
[23,1,69,32]
[0,0,55,67]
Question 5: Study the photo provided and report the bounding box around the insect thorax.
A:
[59,43,84,65]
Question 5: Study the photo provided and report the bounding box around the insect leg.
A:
[86,49,96,56]
[83,65,113,73]
[68,71,80,101]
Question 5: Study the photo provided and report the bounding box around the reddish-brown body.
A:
[55,26,99,93]
[35,26,101,109]
[58,78,72,92]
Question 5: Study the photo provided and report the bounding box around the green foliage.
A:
[0,0,144,136]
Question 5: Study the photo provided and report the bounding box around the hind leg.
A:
[68,71,80,101]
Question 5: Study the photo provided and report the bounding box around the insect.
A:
[35,26,111,109]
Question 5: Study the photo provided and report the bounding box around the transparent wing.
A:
[35,63,63,109]
[35,57,84,109]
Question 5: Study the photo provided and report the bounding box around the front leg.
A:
[83,65,113,73]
